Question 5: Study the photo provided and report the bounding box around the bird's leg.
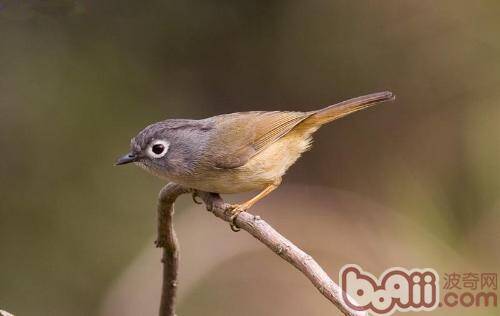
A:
[227,178,281,231]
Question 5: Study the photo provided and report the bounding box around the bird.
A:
[116,91,395,229]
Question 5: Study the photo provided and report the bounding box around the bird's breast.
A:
[166,131,313,194]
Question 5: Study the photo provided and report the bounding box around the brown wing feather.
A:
[207,92,395,169]
[211,111,311,169]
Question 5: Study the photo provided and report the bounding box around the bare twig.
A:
[155,183,365,316]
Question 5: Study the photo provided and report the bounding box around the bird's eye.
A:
[152,144,164,155]
[147,140,169,158]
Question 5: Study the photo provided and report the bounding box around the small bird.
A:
[117,91,395,228]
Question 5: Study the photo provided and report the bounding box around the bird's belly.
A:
[172,132,313,194]
[188,177,266,193]
[168,169,268,194]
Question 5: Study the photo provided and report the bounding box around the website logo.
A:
[339,264,439,315]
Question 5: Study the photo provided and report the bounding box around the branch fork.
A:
[155,183,365,316]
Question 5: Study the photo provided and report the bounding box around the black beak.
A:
[115,152,138,165]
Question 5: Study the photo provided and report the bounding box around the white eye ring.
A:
[147,140,170,159]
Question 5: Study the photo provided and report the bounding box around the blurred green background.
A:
[1,1,499,315]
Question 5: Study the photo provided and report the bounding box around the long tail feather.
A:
[308,91,395,125]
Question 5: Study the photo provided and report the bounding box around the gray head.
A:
[116,119,212,178]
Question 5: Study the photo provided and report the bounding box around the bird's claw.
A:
[229,218,240,232]
[192,192,202,204]
[226,204,247,232]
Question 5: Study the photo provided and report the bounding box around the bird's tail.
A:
[307,91,395,126]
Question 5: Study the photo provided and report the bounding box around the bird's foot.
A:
[192,192,202,204]
[226,204,249,232]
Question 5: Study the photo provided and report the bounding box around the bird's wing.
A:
[209,111,311,169]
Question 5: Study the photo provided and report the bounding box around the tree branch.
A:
[155,183,192,316]
[155,183,365,316]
